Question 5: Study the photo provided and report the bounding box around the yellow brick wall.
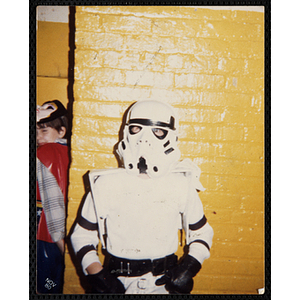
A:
[65,6,264,294]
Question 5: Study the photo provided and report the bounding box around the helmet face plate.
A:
[117,100,181,178]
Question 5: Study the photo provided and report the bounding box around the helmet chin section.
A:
[117,100,181,178]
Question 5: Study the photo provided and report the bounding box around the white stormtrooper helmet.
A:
[117,100,181,178]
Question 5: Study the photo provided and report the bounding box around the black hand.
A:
[87,268,125,294]
[155,255,201,294]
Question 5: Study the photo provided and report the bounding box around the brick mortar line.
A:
[179,138,264,144]
[200,172,264,178]
[75,49,265,63]
[74,80,264,91]
[75,33,265,43]
[84,30,265,42]
[76,11,264,25]
[75,66,264,78]
[68,153,265,164]
[72,103,264,112]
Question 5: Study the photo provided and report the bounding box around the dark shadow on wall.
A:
[67,6,75,146]
[65,7,76,270]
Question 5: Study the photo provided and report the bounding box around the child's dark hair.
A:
[37,115,68,136]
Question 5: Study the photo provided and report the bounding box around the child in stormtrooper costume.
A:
[71,100,214,294]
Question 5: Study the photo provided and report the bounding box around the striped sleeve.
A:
[37,158,65,242]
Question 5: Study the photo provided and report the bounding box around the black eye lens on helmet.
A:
[129,125,142,135]
[152,128,168,139]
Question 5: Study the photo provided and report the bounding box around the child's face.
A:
[36,126,66,147]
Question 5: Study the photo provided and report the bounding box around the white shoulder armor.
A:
[171,158,206,191]
[89,168,126,186]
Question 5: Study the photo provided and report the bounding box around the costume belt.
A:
[108,254,178,277]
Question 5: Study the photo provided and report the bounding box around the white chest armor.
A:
[89,170,189,260]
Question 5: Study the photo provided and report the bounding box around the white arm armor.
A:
[187,215,214,265]
[182,188,214,265]
[176,159,214,265]
[71,168,124,274]
[70,192,102,275]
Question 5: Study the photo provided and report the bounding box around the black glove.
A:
[87,268,125,294]
[155,255,201,294]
